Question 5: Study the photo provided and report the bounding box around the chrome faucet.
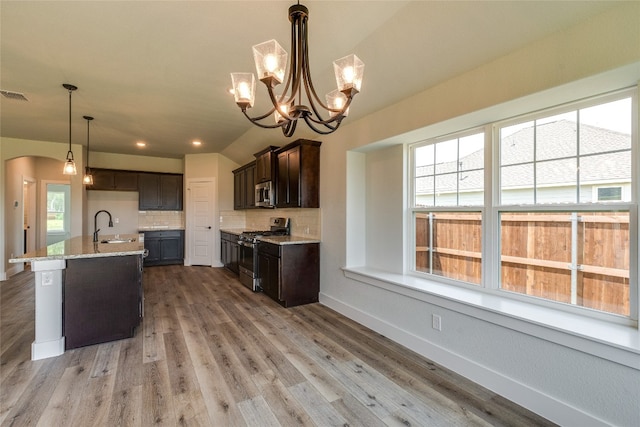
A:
[93,210,114,242]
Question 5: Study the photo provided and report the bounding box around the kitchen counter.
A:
[219,228,320,245]
[9,234,145,263]
[138,226,185,231]
[9,234,145,361]
[219,228,244,235]
[258,235,321,245]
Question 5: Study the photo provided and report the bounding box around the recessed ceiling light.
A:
[136,141,146,147]
[192,140,202,146]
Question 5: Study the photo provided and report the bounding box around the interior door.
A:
[45,183,71,246]
[187,179,215,266]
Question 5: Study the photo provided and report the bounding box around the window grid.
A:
[410,88,637,323]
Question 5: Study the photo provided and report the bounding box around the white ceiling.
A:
[0,1,621,159]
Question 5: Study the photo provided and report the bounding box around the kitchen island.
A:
[9,234,145,360]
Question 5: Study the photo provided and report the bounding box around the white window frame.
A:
[408,87,638,325]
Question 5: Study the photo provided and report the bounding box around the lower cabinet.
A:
[220,232,240,274]
[64,255,142,349]
[257,241,319,307]
[143,230,184,266]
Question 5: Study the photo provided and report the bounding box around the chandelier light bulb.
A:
[342,66,354,84]
[237,82,251,101]
[264,54,278,73]
[275,103,290,123]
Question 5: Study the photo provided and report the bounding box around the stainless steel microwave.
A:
[255,181,274,208]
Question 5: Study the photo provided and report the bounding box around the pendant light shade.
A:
[82,115,94,185]
[62,83,78,175]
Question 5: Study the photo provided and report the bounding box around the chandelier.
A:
[62,83,78,175]
[230,2,364,137]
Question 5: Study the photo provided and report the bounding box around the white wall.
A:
[4,157,37,277]
[227,4,638,426]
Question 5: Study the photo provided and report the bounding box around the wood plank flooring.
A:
[1,265,556,426]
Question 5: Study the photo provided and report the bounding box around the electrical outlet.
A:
[432,314,442,331]
[114,217,120,224]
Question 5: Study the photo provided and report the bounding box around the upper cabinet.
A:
[276,139,321,208]
[233,162,256,210]
[138,173,183,211]
[87,168,138,191]
[254,146,279,184]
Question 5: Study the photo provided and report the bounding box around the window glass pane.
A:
[501,163,534,204]
[459,133,484,171]
[458,170,484,198]
[415,176,434,207]
[413,131,484,208]
[414,212,481,285]
[536,158,577,204]
[435,173,458,206]
[580,98,632,155]
[47,191,65,232]
[435,139,458,174]
[536,112,577,161]
[415,144,434,168]
[501,121,533,166]
[500,212,629,316]
[579,152,631,202]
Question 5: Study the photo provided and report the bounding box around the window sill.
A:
[342,266,640,370]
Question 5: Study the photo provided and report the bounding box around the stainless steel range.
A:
[238,217,289,291]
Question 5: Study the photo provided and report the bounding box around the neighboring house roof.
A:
[416,120,631,193]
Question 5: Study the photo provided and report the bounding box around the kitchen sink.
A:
[100,238,136,244]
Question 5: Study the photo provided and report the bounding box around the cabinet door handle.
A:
[207,226,212,229]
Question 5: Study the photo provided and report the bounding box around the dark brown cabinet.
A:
[87,168,138,191]
[142,230,184,266]
[254,146,279,183]
[233,161,256,210]
[220,231,240,274]
[257,241,319,307]
[138,173,183,210]
[276,139,321,208]
[64,255,142,349]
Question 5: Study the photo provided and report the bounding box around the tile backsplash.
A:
[220,208,321,238]
[138,210,185,229]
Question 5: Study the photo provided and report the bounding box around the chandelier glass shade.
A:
[62,83,78,175]
[82,115,94,185]
[230,3,364,137]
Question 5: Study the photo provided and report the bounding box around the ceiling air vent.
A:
[0,90,29,101]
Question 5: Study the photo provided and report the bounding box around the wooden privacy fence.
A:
[415,212,630,316]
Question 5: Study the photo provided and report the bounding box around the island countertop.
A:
[9,234,145,263]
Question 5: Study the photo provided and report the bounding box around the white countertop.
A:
[9,234,145,263]
[258,235,321,245]
[220,228,320,245]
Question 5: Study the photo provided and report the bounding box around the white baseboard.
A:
[319,292,608,427]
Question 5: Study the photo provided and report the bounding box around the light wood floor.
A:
[1,265,555,426]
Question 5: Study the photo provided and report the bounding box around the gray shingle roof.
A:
[416,120,631,194]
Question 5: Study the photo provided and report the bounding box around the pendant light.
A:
[82,115,94,185]
[62,83,78,175]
